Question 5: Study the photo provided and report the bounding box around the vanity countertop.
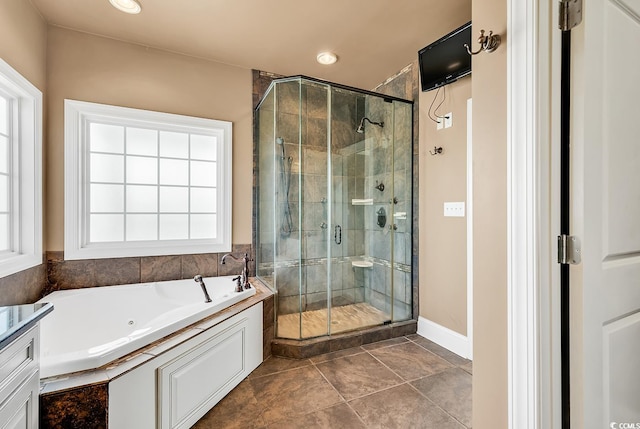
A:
[0,302,53,351]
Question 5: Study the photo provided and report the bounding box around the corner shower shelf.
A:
[351,199,373,206]
[351,261,373,268]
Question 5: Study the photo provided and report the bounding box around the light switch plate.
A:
[444,202,465,217]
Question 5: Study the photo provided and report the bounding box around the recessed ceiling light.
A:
[109,0,142,14]
[316,52,338,65]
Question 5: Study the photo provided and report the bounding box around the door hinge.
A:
[558,234,581,265]
[559,0,583,31]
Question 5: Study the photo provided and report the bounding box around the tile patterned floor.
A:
[193,335,472,429]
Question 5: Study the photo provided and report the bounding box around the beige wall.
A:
[419,77,471,335]
[3,3,513,426]
[45,27,253,250]
[0,0,49,305]
[472,0,508,427]
[0,0,47,90]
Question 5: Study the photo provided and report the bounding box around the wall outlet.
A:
[444,202,465,217]
[437,118,444,130]
[444,112,453,128]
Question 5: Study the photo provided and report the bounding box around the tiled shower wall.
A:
[374,63,420,321]
[362,95,413,320]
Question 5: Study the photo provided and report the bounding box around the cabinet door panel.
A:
[0,372,39,429]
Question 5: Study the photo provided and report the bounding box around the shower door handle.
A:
[334,225,342,245]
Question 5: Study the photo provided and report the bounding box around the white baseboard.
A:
[417,316,472,360]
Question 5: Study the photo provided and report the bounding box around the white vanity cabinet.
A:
[0,303,52,429]
[0,325,40,429]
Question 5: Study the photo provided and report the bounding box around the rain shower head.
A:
[356,117,384,133]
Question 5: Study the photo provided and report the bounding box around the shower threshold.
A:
[277,303,390,339]
[271,305,417,359]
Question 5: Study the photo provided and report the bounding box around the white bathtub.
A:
[36,275,256,379]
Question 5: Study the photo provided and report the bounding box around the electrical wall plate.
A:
[444,202,465,217]
[444,112,453,128]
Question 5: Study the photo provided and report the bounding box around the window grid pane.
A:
[0,135,9,174]
[0,95,11,253]
[0,175,8,212]
[0,213,8,251]
[87,122,218,244]
[0,95,9,136]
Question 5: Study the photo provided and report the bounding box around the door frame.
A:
[507,0,561,428]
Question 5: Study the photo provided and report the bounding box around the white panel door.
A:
[572,0,640,427]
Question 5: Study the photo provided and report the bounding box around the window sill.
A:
[63,242,232,261]
[0,253,43,279]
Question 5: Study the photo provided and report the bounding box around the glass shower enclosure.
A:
[256,76,413,340]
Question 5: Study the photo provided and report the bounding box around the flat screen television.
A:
[418,22,472,92]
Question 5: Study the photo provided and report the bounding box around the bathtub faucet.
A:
[193,275,213,303]
[221,252,252,291]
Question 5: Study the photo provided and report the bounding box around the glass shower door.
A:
[362,95,395,324]
[271,79,305,340]
[327,88,396,334]
[298,80,330,339]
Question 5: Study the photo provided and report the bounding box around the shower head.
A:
[356,117,384,133]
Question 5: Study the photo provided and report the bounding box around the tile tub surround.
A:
[0,262,48,306]
[44,244,253,292]
[40,384,108,429]
[38,279,274,428]
[193,334,472,429]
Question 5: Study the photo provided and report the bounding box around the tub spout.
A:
[193,275,213,303]
[221,252,252,291]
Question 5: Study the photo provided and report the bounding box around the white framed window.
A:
[0,59,43,278]
[64,100,232,260]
